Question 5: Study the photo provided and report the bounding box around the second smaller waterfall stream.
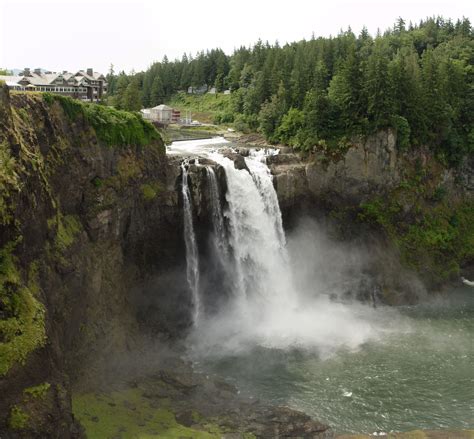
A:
[181,161,200,325]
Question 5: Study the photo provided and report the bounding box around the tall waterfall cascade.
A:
[182,149,292,323]
[181,161,200,325]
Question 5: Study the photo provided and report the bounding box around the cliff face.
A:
[0,87,189,437]
[271,130,400,209]
[267,129,473,290]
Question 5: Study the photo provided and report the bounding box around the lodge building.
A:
[0,68,107,102]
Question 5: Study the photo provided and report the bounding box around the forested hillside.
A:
[107,17,473,165]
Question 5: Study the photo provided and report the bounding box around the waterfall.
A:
[184,144,385,358]
[181,161,200,325]
[245,152,287,251]
[210,151,293,309]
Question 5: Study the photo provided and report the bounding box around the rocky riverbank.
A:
[72,348,333,439]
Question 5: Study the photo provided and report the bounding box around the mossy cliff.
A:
[0,85,188,438]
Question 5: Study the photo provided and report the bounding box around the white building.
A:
[141,105,180,124]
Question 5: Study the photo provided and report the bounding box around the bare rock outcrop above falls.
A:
[268,130,400,211]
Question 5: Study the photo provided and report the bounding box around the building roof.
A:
[75,70,105,82]
[0,75,22,85]
[2,69,108,88]
[152,104,173,111]
[75,70,95,81]
[93,72,106,80]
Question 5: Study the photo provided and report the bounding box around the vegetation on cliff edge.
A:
[43,93,163,150]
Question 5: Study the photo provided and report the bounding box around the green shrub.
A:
[234,114,258,134]
[360,189,474,283]
[276,108,305,145]
[391,115,411,150]
[24,382,51,399]
[83,105,162,148]
[16,108,29,122]
[42,92,55,105]
[91,176,103,188]
[47,214,82,251]
[141,182,163,200]
[42,94,163,149]
[9,406,29,430]
[213,111,234,124]
[0,141,20,225]
[0,246,47,376]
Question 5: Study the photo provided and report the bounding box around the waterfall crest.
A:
[181,161,200,325]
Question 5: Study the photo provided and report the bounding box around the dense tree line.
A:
[108,17,473,165]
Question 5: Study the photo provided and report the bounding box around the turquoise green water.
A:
[201,288,474,434]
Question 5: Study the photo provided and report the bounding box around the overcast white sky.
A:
[1,0,472,74]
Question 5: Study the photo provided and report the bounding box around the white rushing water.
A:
[245,150,287,251]
[181,161,200,325]
[168,137,229,156]
[209,151,292,309]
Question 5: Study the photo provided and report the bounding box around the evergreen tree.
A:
[123,80,142,111]
[365,38,392,127]
[112,74,130,109]
[328,42,365,129]
[258,82,287,141]
[150,76,165,106]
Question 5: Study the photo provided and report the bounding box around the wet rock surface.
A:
[221,148,251,172]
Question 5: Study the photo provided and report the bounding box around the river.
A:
[196,287,473,434]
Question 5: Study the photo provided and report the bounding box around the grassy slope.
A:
[166,92,231,124]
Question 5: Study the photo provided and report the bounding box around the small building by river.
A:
[141,105,180,124]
